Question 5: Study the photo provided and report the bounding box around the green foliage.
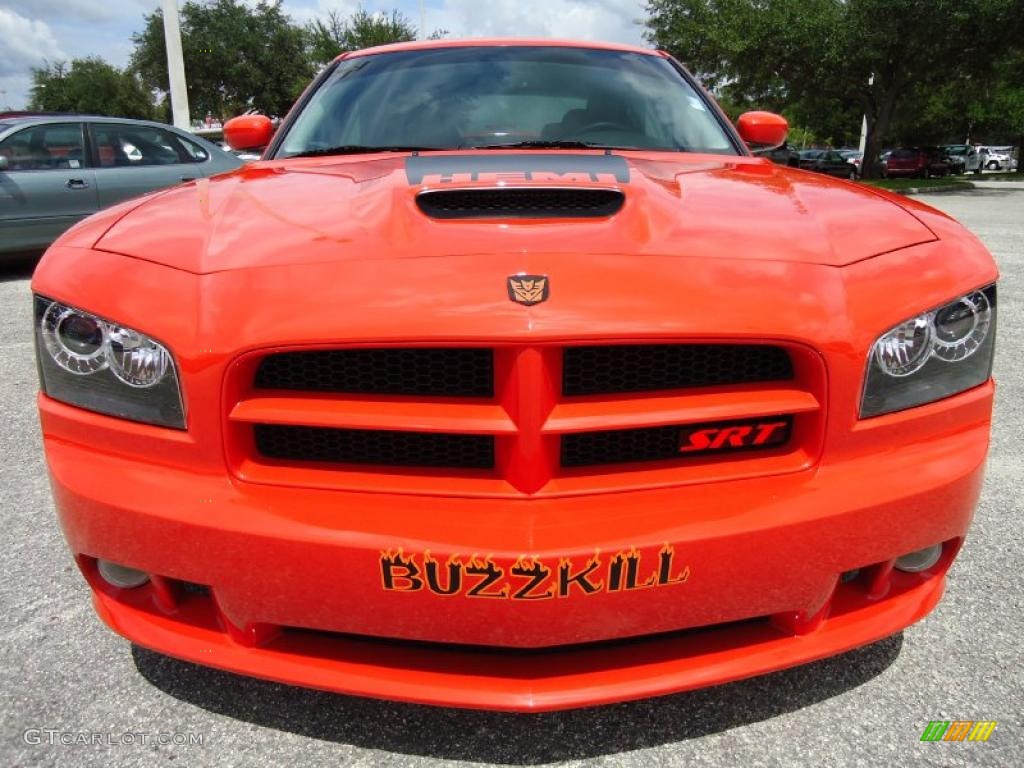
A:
[28,59,155,119]
[861,178,974,192]
[646,0,1024,177]
[307,9,421,67]
[131,0,313,120]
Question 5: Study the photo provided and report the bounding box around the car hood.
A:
[89,152,937,274]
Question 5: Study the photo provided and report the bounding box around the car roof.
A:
[339,37,663,61]
[0,115,228,155]
[0,111,95,123]
[0,114,196,135]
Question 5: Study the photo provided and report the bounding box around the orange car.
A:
[33,40,997,712]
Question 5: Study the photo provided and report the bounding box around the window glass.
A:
[173,134,210,162]
[92,123,185,167]
[0,123,84,171]
[278,46,737,156]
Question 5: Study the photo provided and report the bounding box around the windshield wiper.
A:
[286,145,444,158]
[466,140,615,150]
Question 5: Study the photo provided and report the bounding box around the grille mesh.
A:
[417,188,624,219]
[254,424,495,469]
[255,348,493,397]
[563,344,793,396]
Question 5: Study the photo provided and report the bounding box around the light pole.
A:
[162,0,191,129]
[858,73,874,156]
[419,0,426,40]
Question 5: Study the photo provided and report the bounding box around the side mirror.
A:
[224,114,273,153]
[736,111,789,153]
[0,155,8,171]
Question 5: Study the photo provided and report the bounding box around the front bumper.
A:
[44,380,991,711]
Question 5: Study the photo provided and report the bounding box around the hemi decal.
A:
[406,153,630,185]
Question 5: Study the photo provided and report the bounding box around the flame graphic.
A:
[379,547,416,567]
[465,552,491,571]
[658,542,690,584]
[463,552,510,598]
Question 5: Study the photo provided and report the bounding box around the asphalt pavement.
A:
[1,187,1021,767]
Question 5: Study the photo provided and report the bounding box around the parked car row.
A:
[0,113,243,256]
[883,145,1018,178]
[772,142,1019,180]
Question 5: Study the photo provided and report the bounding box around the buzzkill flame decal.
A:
[380,544,690,599]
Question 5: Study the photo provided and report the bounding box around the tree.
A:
[131,0,312,121]
[307,8,446,67]
[645,0,1024,177]
[960,50,1024,173]
[28,59,155,119]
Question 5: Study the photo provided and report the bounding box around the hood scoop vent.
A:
[416,187,625,220]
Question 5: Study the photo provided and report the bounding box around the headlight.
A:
[861,285,996,418]
[34,296,185,428]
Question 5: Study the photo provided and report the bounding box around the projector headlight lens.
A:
[41,303,109,374]
[861,285,996,418]
[34,296,185,428]
[932,290,992,362]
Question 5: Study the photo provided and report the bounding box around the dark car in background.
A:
[883,147,951,179]
[765,141,800,167]
[838,149,863,176]
[940,145,969,174]
[797,148,824,169]
[806,149,860,179]
[0,114,243,256]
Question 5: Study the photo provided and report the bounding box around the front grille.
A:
[561,416,794,468]
[416,188,625,219]
[563,344,793,396]
[232,342,820,492]
[255,348,493,397]
[254,424,495,469]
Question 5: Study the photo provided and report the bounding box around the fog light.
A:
[894,544,942,573]
[97,560,149,589]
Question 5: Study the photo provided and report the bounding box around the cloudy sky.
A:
[0,0,651,110]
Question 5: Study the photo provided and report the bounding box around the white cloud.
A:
[283,0,648,43]
[429,0,647,46]
[0,8,68,109]
[1,0,135,24]
[0,9,67,77]
[285,0,364,26]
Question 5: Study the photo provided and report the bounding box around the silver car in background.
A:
[0,114,243,256]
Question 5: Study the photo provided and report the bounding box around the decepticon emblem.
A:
[507,275,549,306]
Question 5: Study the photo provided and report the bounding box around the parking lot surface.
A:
[1,188,1021,767]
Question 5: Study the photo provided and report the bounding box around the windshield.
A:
[276,46,738,157]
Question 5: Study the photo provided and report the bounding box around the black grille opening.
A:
[561,416,793,468]
[255,348,494,397]
[563,344,793,396]
[254,424,495,469]
[416,188,625,219]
